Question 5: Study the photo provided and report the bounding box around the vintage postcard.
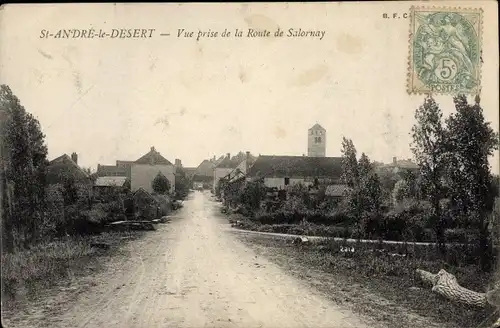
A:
[1,2,499,328]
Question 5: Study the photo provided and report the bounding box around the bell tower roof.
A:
[309,123,325,131]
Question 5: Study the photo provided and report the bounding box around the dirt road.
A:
[5,191,376,328]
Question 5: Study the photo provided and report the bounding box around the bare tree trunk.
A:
[416,269,492,308]
[433,198,446,256]
[479,213,493,272]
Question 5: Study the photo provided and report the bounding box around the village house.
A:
[223,152,257,183]
[46,152,92,202]
[213,153,242,192]
[220,124,352,205]
[243,123,342,189]
[46,152,90,185]
[325,184,351,204]
[377,157,420,175]
[246,155,343,189]
[97,146,176,194]
[218,152,257,201]
[132,187,160,219]
[130,147,176,194]
[131,187,173,220]
[191,158,217,189]
[93,176,129,201]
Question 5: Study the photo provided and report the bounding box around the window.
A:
[317,136,322,143]
[284,177,290,185]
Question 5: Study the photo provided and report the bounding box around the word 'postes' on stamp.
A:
[408,6,483,95]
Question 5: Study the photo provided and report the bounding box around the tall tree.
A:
[1,85,48,249]
[340,144,382,237]
[358,153,372,180]
[446,95,499,271]
[340,137,359,188]
[340,137,361,227]
[377,167,401,203]
[358,153,383,237]
[411,95,448,255]
[358,153,381,212]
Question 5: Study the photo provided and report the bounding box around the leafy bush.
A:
[239,181,266,214]
[378,199,432,241]
[282,195,307,213]
[152,172,171,194]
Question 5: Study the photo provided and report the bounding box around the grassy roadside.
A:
[1,230,145,310]
[226,212,498,328]
[237,234,496,328]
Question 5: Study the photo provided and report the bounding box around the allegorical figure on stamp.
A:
[412,9,481,94]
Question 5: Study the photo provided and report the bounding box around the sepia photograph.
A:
[1,2,499,328]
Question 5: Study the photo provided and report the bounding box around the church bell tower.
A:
[307,123,326,157]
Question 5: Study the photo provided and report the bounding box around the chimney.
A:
[393,157,397,164]
[175,159,182,168]
[227,153,230,159]
[71,152,78,164]
[150,146,156,152]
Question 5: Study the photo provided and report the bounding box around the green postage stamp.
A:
[408,6,483,95]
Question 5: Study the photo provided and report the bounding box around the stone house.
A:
[46,153,90,185]
[246,155,343,190]
[132,147,175,193]
[93,176,129,201]
[192,159,216,189]
[97,146,176,194]
[383,157,419,174]
[213,153,241,192]
[132,187,160,219]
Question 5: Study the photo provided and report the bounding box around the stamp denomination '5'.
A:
[408,7,483,95]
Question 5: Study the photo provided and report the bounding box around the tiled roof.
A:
[182,167,197,177]
[135,147,173,165]
[247,155,343,178]
[133,187,156,201]
[116,160,134,167]
[247,154,258,166]
[216,157,241,169]
[194,160,215,177]
[216,152,257,169]
[47,154,89,183]
[97,165,127,177]
[95,176,128,187]
[325,184,351,197]
[213,156,226,167]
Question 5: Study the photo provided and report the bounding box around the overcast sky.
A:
[1,2,498,173]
